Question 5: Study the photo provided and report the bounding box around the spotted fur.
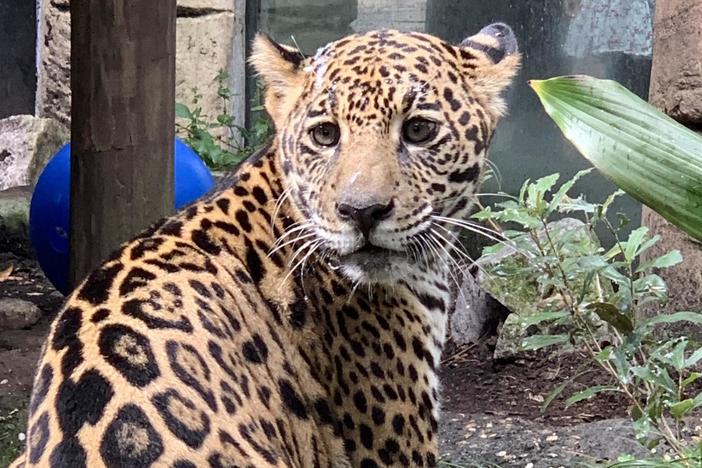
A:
[12,24,519,468]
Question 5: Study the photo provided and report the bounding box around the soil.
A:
[0,252,664,467]
[440,340,629,427]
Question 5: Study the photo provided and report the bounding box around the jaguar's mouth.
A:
[354,243,393,256]
[337,241,406,268]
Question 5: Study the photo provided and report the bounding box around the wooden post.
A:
[69,0,176,288]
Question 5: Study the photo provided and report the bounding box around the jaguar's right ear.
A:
[250,34,306,126]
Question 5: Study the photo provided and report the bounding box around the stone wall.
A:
[649,0,702,125]
[644,0,702,335]
[36,0,245,129]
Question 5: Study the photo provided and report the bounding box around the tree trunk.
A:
[69,0,176,289]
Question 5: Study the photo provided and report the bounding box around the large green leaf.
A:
[530,75,702,242]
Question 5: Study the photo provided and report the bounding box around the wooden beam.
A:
[69,0,176,288]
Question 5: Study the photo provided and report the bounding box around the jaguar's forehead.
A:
[316,30,458,62]
[308,31,463,85]
[300,30,467,117]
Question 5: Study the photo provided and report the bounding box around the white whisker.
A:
[269,186,293,234]
[268,231,316,257]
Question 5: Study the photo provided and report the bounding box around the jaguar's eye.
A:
[402,118,438,144]
[310,123,340,147]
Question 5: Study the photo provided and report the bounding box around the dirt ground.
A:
[0,252,660,467]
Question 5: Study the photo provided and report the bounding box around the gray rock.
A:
[440,412,650,467]
[450,271,510,344]
[0,298,42,330]
[0,115,68,191]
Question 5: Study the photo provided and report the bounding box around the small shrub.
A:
[475,170,702,465]
[176,70,271,171]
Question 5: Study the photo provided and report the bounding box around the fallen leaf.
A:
[0,264,13,282]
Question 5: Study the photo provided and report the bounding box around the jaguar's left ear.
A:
[250,34,306,126]
[458,23,521,117]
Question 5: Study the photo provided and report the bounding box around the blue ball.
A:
[29,138,215,295]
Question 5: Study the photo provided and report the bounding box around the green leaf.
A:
[175,102,192,119]
[547,169,592,215]
[644,365,676,394]
[643,311,702,328]
[518,334,569,352]
[594,346,613,363]
[686,350,702,369]
[575,255,609,272]
[541,380,569,413]
[527,173,560,214]
[530,76,702,242]
[633,235,660,260]
[587,302,634,334]
[636,250,683,272]
[565,386,618,407]
[633,274,667,299]
[670,399,695,420]
[517,311,570,328]
[682,372,702,388]
[670,339,688,371]
[623,226,649,262]
[669,393,702,420]
[600,190,625,216]
[541,369,594,413]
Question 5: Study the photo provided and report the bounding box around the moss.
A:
[0,191,30,234]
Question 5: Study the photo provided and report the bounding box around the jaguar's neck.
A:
[198,148,450,466]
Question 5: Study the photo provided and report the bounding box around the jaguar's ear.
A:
[250,34,306,126]
[458,23,521,117]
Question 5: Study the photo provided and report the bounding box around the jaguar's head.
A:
[251,24,520,284]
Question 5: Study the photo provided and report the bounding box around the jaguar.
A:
[12,22,519,467]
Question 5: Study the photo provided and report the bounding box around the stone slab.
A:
[177,0,235,12]
[176,12,237,132]
[36,0,71,125]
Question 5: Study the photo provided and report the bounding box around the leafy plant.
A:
[475,171,702,465]
[176,70,271,171]
[529,75,702,242]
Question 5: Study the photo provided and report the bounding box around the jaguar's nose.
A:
[336,199,395,239]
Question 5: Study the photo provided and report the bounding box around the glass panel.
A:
[0,0,37,118]
[426,0,655,244]
[253,0,655,243]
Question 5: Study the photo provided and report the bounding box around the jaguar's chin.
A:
[335,243,413,285]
